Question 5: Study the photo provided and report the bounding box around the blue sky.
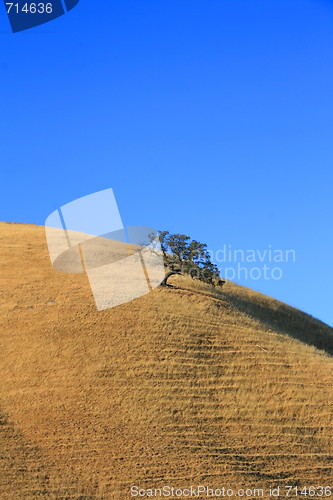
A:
[1,0,333,325]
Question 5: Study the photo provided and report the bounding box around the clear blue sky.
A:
[1,0,333,325]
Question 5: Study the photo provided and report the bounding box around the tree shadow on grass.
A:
[224,291,333,356]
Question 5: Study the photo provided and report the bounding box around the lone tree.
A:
[151,230,223,287]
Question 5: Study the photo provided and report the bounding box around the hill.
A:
[0,222,332,498]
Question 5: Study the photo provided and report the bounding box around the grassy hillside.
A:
[0,222,332,498]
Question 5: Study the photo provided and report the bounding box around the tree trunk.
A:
[161,270,181,287]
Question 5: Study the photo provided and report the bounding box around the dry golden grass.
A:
[0,222,332,498]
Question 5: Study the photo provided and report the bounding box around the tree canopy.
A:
[154,230,220,286]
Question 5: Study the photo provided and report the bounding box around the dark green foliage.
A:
[153,230,220,286]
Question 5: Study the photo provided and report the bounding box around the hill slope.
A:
[0,222,332,498]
